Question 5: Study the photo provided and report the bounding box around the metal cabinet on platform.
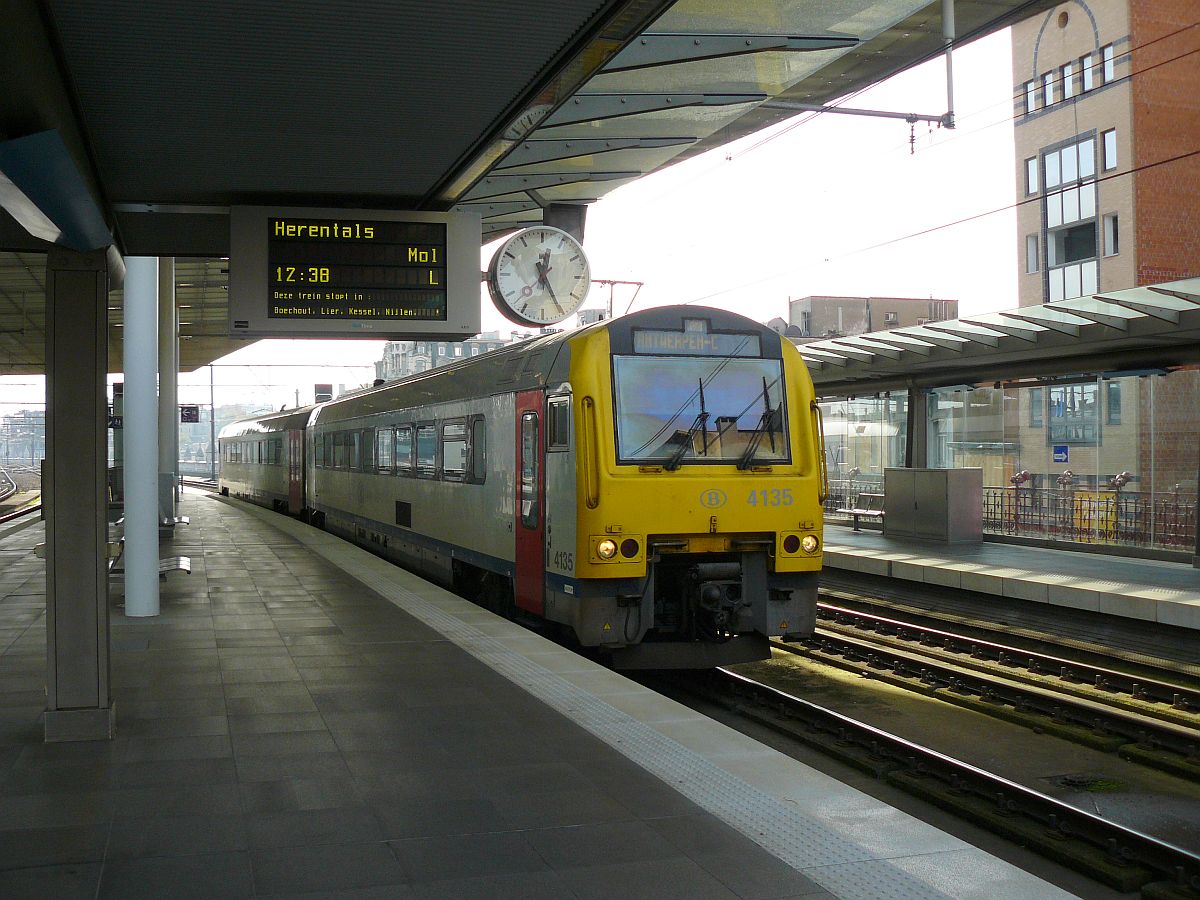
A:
[884,467,983,543]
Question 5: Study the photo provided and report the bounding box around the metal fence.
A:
[824,481,1197,552]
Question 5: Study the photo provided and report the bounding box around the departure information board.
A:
[229,206,481,339]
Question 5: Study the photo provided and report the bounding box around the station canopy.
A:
[0,0,1057,372]
[798,279,1200,397]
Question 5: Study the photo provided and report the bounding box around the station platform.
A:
[824,526,1200,631]
[0,493,1075,898]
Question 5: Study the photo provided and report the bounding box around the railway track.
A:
[777,604,1200,780]
[665,667,1200,894]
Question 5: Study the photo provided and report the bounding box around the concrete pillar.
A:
[157,257,178,522]
[44,248,116,741]
[123,257,159,617]
[905,388,929,468]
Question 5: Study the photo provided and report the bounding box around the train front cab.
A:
[544,308,826,669]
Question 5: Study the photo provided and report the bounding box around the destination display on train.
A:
[229,206,481,340]
[268,217,446,321]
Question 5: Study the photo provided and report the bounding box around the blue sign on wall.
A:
[1052,444,1069,463]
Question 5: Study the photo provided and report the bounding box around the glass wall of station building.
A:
[820,366,1199,554]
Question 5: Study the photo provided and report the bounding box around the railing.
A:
[824,480,1196,552]
[983,486,1196,551]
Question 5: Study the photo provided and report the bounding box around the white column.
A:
[124,257,159,617]
[157,257,178,521]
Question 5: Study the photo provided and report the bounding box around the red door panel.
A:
[515,390,544,615]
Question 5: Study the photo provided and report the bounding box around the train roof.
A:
[218,405,317,440]
[310,306,791,426]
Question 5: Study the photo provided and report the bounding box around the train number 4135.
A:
[747,488,793,507]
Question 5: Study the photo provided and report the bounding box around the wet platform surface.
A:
[825,526,1200,631]
[0,494,1074,898]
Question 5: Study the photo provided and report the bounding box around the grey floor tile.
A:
[105,813,248,859]
[230,730,338,757]
[372,796,513,840]
[557,857,739,900]
[234,752,351,783]
[250,842,407,894]
[499,787,637,830]
[0,825,108,868]
[525,820,680,869]
[116,756,238,788]
[698,850,830,899]
[245,806,383,850]
[0,862,102,899]
[389,830,549,883]
[99,851,255,898]
[239,776,362,814]
[114,784,243,821]
[122,734,232,762]
[228,712,327,734]
[409,870,576,900]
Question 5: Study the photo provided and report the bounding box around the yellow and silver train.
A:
[219,305,827,668]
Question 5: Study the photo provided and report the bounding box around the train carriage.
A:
[218,406,311,513]
[220,305,827,668]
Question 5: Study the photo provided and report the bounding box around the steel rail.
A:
[706,667,1200,891]
[781,631,1200,762]
[816,600,1200,712]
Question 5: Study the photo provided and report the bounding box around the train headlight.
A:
[597,539,618,560]
[782,534,800,554]
[801,534,820,554]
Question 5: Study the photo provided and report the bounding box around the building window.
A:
[1106,382,1121,425]
[1025,235,1039,273]
[1025,157,1038,194]
[1043,71,1055,105]
[1029,387,1044,427]
[1081,54,1095,91]
[1103,213,1119,256]
[1048,383,1098,444]
[1061,63,1075,99]
[1102,44,1115,82]
[1042,135,1099,303]
[1102,129,1117,170]
[883,311,899,325]
[1025,80,1038,114]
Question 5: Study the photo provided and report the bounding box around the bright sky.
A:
[2,28,1021,413]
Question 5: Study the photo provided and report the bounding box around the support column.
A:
[44,248,115,741]
[124,257,159,617]
[157,257,178,523]
[904,387,928,468]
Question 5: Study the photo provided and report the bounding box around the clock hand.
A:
[535,260,565,314]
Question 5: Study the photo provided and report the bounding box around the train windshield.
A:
[612,355,789,467]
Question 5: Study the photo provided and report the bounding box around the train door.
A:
[287,429,304,514]
[514,389,545,615]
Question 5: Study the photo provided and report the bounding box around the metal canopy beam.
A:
[496,137,693,169]
[544,93,766,127]
[461,171,639,202]
[603,32,859,72]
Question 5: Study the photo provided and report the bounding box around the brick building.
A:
[1013,1,1199,306]
[1011,1,1199,500]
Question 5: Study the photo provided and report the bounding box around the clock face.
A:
[487,226,591,327]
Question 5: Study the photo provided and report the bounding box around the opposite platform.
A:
[824,527,1200,630]
[0,492,1072,898]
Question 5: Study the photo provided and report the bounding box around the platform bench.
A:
[836,492,885,531]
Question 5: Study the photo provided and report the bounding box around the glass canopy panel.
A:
[494,143,694,177]
[534,177,641,201]
[587,48,847,96]
[535,101,760,141]
[650,0,929,39]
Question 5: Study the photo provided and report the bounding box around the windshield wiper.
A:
[737,376,779,470]
[665,378,709,471]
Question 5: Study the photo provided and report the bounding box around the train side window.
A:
[376,427,394,473]
[333,432,346,469]
[547,397,570,451]
[395,425,414,476]
[361,429,374,471]
[520,413,538,528]
[469,416,486,483]
[273,438,283,465]
[415,424,437,477]
[349,432,361,470]
[441,422,467,481]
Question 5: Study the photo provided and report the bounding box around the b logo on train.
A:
[219,306,827,668]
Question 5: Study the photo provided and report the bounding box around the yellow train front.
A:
[551,306,825,667]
